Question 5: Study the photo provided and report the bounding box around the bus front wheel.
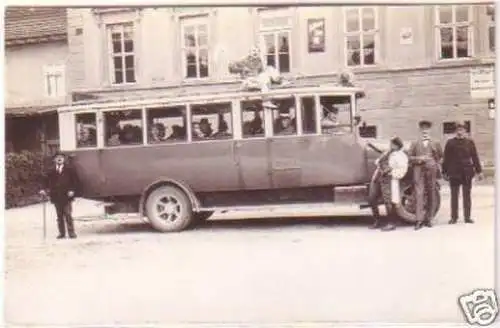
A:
[145,185,193,232]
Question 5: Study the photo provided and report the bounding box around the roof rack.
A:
[62,82,364,113]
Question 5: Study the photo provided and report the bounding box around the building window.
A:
[43,65,65,97]
[442,120,471,135]
[191,103,233,140]
[436,5,473,60]
[487,5,495,53]
[358,124,377,138]
[344,7,378,67]
[181,16,209,79]
[259,9,292,73]
[104,109,143,147]
[108,23,136,84]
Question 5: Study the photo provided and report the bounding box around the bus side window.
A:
[75,113,97,148]
[104,109,143,147]
[272,97,297,136]
[241,100,266,139]
[146,106,187,144]
[191,102,233,141]
[300,97,317,134]
[320,95,352,135]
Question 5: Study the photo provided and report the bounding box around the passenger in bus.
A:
[199,118,214,138]
[107,125,121,146]
[213,117,232,138]
[274,108,296,135]
[243,108,264,136]
[321,106,340,134]
[169,124,186,140]
[149,122,168,143]
[120,124,142,144]
[77,125,96,147]
[192,119,213,139]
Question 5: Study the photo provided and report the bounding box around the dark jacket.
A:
[442,136,482,179]
[42,164,80,204]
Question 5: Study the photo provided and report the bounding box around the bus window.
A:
[272,97,297,136]
[104,109,143,147]
[146,106,187,143]
[300,97,317,134]
[241,100,265,139]
[319,96,352,135]
[191,102,233,141]
[75,113,97,148]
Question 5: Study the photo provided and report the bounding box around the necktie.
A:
[57,165,62,173]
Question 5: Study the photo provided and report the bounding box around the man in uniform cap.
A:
[442,121,483,224]
[40,151,80,239]
[408,120,443,230]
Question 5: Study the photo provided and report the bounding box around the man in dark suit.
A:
[408,120,443,230]
[40,151,80,239]
[442,121,484,224]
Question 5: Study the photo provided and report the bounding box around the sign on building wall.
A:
[470,67,495,99]
[399,27,413,45]
[307,18,325,53]
[488,98,495,119]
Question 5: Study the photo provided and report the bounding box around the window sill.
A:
[431,57,481,69]
[344,65,389,74]
[478,56,495,65]
[180,77,241,86]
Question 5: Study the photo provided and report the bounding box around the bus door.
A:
[267,95,303,189]
[234,100,272,190]
[297,94,367,186]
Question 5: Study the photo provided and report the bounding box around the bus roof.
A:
[60,83,365,113]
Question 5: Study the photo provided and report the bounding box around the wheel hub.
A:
[164,203,177,215]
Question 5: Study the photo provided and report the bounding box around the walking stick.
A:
[42,196,47,241]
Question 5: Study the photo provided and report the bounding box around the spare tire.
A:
[396,183,441,223]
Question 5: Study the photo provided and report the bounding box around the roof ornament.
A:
[339,70,355,87]
[228,46,292,109]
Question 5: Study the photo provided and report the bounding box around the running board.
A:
[196,201,369,213]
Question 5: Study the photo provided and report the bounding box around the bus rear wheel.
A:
[145,185,193,232]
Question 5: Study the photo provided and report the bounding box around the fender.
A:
[138,177,202,217]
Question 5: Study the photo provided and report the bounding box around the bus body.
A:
[59,82,439,232]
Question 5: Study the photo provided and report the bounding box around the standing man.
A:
[408,120,443,230]
[40,151,80,239]
[369,137,408,231]
[442,121,483,224]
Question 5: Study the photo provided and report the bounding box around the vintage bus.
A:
[59,82,440,232]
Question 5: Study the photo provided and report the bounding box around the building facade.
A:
[5,7,70,155]
[66,5,495,164]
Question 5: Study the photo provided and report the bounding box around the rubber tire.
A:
[145,185,193,232]
[396,183,441,224]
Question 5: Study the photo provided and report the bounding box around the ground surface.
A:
[4,184,496,326]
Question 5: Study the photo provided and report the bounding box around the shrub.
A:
[5,151,51,209]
